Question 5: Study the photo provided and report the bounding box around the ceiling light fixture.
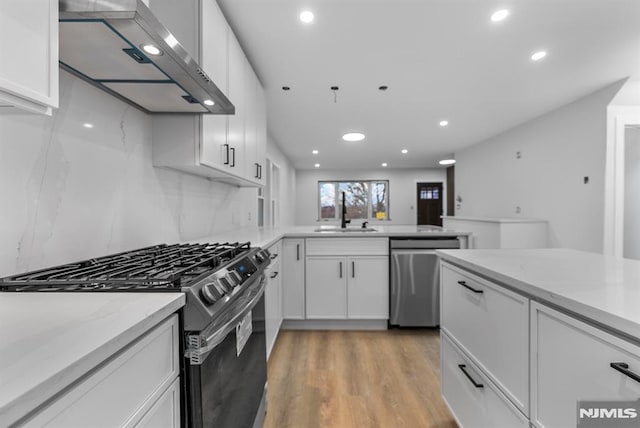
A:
[490,9,510,22]
[439,158,456,166]
[141,44,162,56]
[299,11,314,23]
[312,149,319,154]
[314,163,320,168]
[203,99,215,106]
[401,149,408,154]
[83,123,94,128]
[382,163,388,167]
[439,120,449,127]
[531,50,547,61]
[342,132,365,142]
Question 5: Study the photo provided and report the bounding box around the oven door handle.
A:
[186,276,266,365]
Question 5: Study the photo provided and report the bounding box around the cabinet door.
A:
[347,256,389,319]
[243,61,259,182]
[226,31,245,178]
[305,257,347,319]
[282,239,305,319]
[532,302,640,428]
[200,0,229,170]
[24,315,179,427]
[441,263,529,415]
[265,260,281,359]
[0,0,58,114]
[255,81,267,185]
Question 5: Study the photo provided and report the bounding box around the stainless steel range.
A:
[0,242,271,428]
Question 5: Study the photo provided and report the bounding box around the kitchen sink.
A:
[313,227,377,232]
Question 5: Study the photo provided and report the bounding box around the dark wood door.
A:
[417,182,443,226]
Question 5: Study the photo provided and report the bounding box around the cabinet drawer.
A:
[306,238,388,256]
[24,315,179,427]
[441,332,529,428]
[135,377,180,428]
[532,302,640,428]
[441,262,529,415]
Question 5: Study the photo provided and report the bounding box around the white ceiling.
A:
[217,0,640,170]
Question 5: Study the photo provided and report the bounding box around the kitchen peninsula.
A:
[438,248,640,427]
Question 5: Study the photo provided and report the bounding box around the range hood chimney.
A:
[59,0,234,115]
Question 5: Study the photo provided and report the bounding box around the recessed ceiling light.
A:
[342,132,365,142]
[141,44,162,56]
[314,163,320,168]
[203,99,215,106]
[439,120,449,127]
[312,149,319,154]
[382,163,388,167]
[83,123,94,128]
[531,50,547,61]
[299,11,314,23]
[490,9,510,22]
[439,159,456,165]
[401,149,408,154]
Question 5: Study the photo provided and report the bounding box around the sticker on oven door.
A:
[236,311,252,356]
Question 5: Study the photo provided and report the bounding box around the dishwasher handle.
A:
[390,239,460,250]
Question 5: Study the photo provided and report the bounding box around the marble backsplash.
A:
[0,71,258,276]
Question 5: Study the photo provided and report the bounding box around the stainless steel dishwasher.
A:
[390,238,460,327]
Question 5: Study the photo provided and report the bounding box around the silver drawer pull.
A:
[458,364,484,388]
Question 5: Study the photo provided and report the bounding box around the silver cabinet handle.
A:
[339,261,343,278]
[270,271,279,279]
[230,147,236,167]
[296,244,300,261]
[352,261,355,278]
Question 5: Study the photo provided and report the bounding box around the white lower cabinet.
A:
[281,239,305,319]
[265,240,283,358]
[441,332,529,428]
[441,263,529,414]
[531,302,640,428]
[23,315,180,427]
[305,238,389,320]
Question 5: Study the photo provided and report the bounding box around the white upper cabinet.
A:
[151,0,266,187]
[0,0,58,115]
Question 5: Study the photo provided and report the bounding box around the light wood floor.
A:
[263,329,458,428]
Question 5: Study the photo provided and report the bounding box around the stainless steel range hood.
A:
[59,0,234,114]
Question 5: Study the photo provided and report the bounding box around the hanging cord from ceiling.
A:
[330,86,339,103]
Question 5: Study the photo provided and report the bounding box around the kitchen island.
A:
[0,293,184,427]
[437,248,640,427]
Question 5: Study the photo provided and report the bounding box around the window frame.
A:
[317,179,391,221]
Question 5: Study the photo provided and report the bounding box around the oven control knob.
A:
[200,282,220,305]
[223,274,236,288]
[217,278,230,293]
[254,252,265,263]
[229,270,242,285]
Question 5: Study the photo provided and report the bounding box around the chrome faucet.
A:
[340,192,351,229]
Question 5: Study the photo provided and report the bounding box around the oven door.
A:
[185,275,267,428]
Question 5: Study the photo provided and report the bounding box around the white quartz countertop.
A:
[437,248,640,341]
[0,293,185,426]
[442,216,547,223]
[191,225,472,249]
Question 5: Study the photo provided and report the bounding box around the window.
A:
[319,180,389,220]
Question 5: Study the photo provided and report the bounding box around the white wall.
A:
[624,126,640,260]
[455,80,626,252]
[295,168,447,225]
[0,71,291,276]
